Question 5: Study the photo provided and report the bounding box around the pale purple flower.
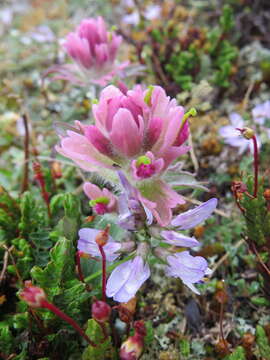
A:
[29,25,55,43]
[78,228,121,262]
[166,251,211,294]
[56,84,189,226]
[144,5,161,20]
[252,100,270,125]
[161,231,199,247]
[252,100,270,138]
[106,256,150,302]
[171,198,218,229]
[117,171,153,230]
[45,17,127,86]
[219,113,254,154]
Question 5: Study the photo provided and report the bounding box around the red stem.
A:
[76,252,85,283]
[42,300,96,347]
[252,135,259,198]
[98,245,107,302]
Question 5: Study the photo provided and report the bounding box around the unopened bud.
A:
[231,181,248,194]
[95,225,110,246]
[77,251,91,259]
[51,161,62,179]
[119,322,146,360]
[92,300,111,323]
[19,282,46,308]
[237,127,255,140]
[263,189,270,201]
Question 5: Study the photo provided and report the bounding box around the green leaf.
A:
[82,319,116,360]
[179,338,190,358]
[226,346,245,360]
[256,325,270,359]
[0,324,13,354]
[31,236,75,299]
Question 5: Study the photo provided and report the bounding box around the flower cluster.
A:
[54,17,218,304]
[46,17,127,86]
[77,198,217,302]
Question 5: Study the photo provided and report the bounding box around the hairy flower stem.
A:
[98,245,107,302]
[252,135,259,198]
[42,300,96,347]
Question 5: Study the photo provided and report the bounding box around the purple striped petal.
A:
[171,198,218,229]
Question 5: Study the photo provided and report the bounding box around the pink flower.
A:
[45,17,128,86]
[56,84,190,226]
[83,182,117,215]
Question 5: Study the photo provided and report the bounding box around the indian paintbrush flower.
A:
[83,182,117,215]
[45,17,128,86]
[56,84,190,226]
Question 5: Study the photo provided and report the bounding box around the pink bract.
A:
[45,17,128,86]
[56,84,190,226]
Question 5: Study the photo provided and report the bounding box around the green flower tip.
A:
[136,155,151,166]
[144,85,154,106]
[183,107,197,121]
[89,197,109,207]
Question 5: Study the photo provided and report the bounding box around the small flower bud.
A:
[51,161,62,179]
[231,181,248,194]
[20,282,46,308]
[92,300,111,323]
[77,251,91,259]
[242,127,255,139]
[95,225,110,246]
[263,189,270,201]
[237,127,255,140]
[120,321,146,359]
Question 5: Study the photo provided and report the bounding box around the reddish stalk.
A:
[42,300,96,347]
[21,114,30,193]
[76,252,92,292]
[219,301,229,354]
[76,251,85,284]
[251,135,259,198]
[98,245,107,302]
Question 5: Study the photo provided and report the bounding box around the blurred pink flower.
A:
[45,17,128,86]
[56,84,190,226]
[83,182,117,215]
